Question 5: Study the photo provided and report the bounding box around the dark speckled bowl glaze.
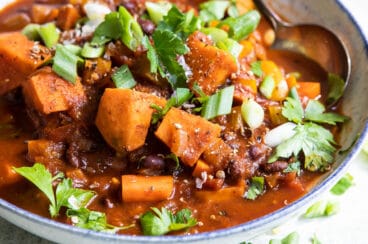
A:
[0,0,367,243]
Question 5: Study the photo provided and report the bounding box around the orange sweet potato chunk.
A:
[185,31,237,96]
[95,88,166,152]
[0,32,51,95]
[23,67,86,114]
[155,107,222,167]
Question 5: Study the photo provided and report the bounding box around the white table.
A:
[0,1,367,243]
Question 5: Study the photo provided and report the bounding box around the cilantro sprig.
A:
[13,163,126,233]
[270,88,348,171]
[244,176,265,200]
[140,207,197,236]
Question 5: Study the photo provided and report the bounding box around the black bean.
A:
[141,155,165,170]
[138,18,155,35]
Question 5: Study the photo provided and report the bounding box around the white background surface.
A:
[0,1,367,243]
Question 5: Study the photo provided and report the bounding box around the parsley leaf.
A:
[305,100,348,125]
[67,208,132,233]
[281,97,304,123]
[140,207,197,236]
[330,173,354,195]
[303,200,339,218]
[244,176,264,200]
[269,231,300,244]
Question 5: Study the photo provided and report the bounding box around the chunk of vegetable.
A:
[296,81,321,99]
[56,4,81,30]
[95,88,166,152]
[0,32,51,95]
[22,67,87,115]
[241,99,264,129]
[185,31,237,95]
[155,107,222,166]
[121,175,174,202]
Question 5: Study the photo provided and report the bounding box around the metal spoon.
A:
[254,0,351,106]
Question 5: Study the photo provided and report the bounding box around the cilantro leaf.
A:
[13,163,57,216]
[305,100,348,125]
[269,123,336,172]
[244,176,264,200]
[326,73,345,106]
[151,29,189,88]
[140,207,197,236]
[281,97,304,123]
[303,200,339,218]
[151,88,193,123]
[269,231,300,244]
[51,178,95,216]
[283,161,301,176]
[67,208,132,233]
[330,173,354,195]
[91,6,143,51]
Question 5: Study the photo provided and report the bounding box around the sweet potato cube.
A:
[27,139,65,162]
[0,32,52,95]
[185,31,237,95]
[95,88,166,152]
[155,107,222,166]
[23,67,87,114]
[202,138,233,171]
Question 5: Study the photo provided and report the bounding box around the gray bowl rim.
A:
[0,0,367,242]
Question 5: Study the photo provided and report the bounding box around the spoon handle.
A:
[253,0,283,30]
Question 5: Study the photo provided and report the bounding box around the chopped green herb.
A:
[140,207,197,236]
[244,176,264,200]
[304,200,339,218]
[269,123,336,172]
[218,10,260,41]
[92,6,143,51]
[111,65,137,89]
[201,85,234,120]
[80,42,105,58]
[151,87,193,124]
[216,37,243,59]
[52,44,84,84]
[201,27,228,43]
[67,208,132,233]
[165,153,180,169]
[269,231,300,244]
[142,36,160,74]
[282,97,304,124]
[330,173,354,195]
[311,234,322,244]
[305,100,349,125]
[38,22,59,48]
[326,73,345,106]
[283,161,301,176]
[251,61,263,77]
[63,44,82,56]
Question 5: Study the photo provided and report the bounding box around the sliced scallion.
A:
[21,24,41,41]
[38,22,59,48]
[119,6,144,51]
[81,43,105,58]
[201,27,228,43]
[216,38,243,60]
[241,99,264,129]
[201,85,234,120]
[145,1,173,25]
[52,44,84,84]
[111,65,136,89]
[63,44,82,56]
[260,75,275,99]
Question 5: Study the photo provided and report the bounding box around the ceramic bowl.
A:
[0,0,367,243]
